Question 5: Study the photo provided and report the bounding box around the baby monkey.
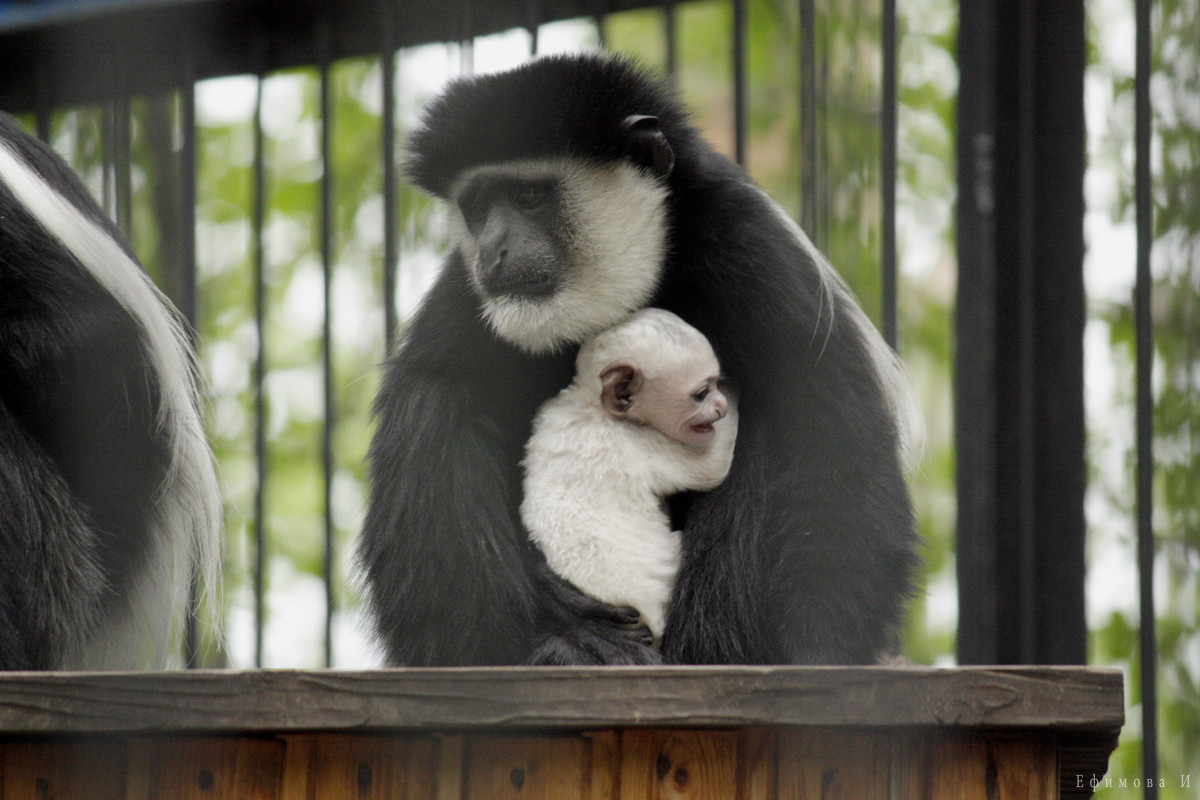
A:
[521,308,738,643]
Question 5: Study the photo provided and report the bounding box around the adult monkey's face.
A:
[447,151,672,354]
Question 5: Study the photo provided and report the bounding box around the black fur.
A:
[361,54,918,665]
[0,112,169,669]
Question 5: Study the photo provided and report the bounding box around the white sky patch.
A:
[225,556,384,669]
[474,28,536,74]
[197,75,259,127]
[1082,0,1141,633]
[536,19,599,55]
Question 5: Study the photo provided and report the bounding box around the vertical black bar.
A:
[179,70,201,669]
[318,29,336,670]
[35,70,52,144]
[252,70,268,670]
[592,0,608,49]
[526,0,541,55]
[956,0,1087,666]
[1134,0,1158,791]
[729,0,739,167]
[178,83,199,411]
[461,0,474,75]
[382,5,399,357]
[1029,1,1087,667]
[114,91,132,242]
[956,0,999,663]
[663,0,677,79]
[35,108,52,143]
[1014,0,1038,666]
[102,101,115,220]
[880,0,897,350]
[798,0,818,238]
[732,0,746,167]
[36,114,52,144]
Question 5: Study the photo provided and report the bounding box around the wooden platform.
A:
[0,666,1123,799]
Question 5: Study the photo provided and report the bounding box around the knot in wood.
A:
[655,753,672,781]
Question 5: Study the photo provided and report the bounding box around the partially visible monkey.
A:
[521,309,737,646]
[0,111,220,670]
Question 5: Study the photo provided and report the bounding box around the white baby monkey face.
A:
[601,351,728,448]
[641,362,728,447]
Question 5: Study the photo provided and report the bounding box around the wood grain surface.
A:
[0,730,1115,800]
[0,667,1123,799]
[0,666,1123,736]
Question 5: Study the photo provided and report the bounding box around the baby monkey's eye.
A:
[692,387,709,402]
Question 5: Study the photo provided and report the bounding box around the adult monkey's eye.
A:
[457,185,487,224]
[513,182,548,210]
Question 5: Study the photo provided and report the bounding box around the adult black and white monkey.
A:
[359,54,920,666]
[0,112,221,670]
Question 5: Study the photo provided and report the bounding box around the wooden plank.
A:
[929,734,1058,800]
[0,740,125,800]
[620,729,740,799]
[583,731,619,800]
[124,736,283,800]
[278,735,317,800]
[884,733,929,800]
[990,739,1058,800]
[434,735,465,800]
[736,729,776,800]
[463,735,587,800]
[777,730,886,800]
[277,735,437,800]
[929,735,989,800]
[0,667,1125,736]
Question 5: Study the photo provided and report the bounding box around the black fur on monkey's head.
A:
[405,53,692,199]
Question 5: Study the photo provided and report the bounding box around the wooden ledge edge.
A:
[0,665,1124,737]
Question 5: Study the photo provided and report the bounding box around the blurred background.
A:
[0,0,1195,796]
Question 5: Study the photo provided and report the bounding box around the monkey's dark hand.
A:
[528,563,662,666]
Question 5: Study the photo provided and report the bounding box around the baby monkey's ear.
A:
[600,362,643,416]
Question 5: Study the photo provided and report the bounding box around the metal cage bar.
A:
[955,0,1087,667]
[1014,0,1039,666]
[798,0,818,246]
[177,66,202,668]
[732,0,746,167]
[381,3,399,357]
[252,66,269,670]
[35,70,52,143]
[663,0,677,79]
[881,0,897,350]
[113,91,133,241]
[318,25,336,670]
[1134,0,1159,789]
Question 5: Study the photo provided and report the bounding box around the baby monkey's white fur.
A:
[521,309,738,640]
